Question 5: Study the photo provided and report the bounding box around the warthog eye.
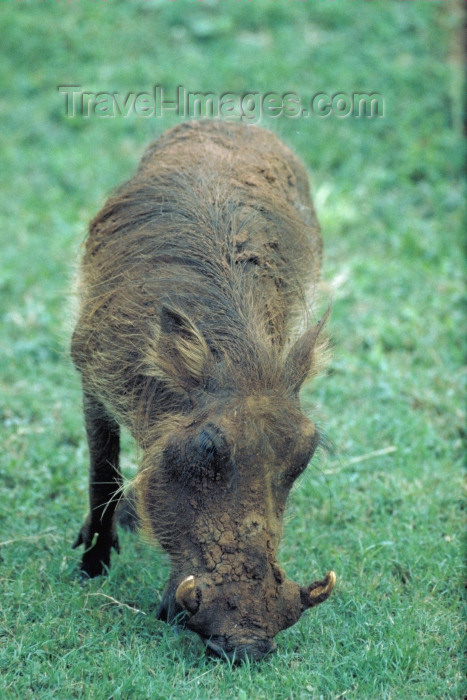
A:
[191,423,230,477]
[164,423,231,483]
[194,427,218,460]
[283,430,320,482]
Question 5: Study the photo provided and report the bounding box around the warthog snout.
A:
[204,635,276,663]
[157,571,336,661]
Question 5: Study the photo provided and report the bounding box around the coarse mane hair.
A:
[72,121,325,444]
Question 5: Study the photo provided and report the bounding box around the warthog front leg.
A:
[73,391,121,577]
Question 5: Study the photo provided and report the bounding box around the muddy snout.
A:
[157,571,336,661]
[204,634,276,662]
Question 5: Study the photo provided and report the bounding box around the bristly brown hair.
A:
[72,120,326,447]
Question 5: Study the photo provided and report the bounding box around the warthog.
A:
[71,120,335,661]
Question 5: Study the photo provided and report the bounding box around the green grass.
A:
[0,2,465,698]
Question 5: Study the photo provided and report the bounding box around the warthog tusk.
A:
[175,575,201,614]
[300,570,336,610]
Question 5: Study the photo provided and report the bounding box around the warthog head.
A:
[136,307,335,661]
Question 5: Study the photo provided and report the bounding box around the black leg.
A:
[73,391,121,577]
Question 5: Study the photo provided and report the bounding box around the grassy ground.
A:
[0,2,465,699]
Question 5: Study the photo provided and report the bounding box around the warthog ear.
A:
[285,308,330,393]
[158,305,212,391]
